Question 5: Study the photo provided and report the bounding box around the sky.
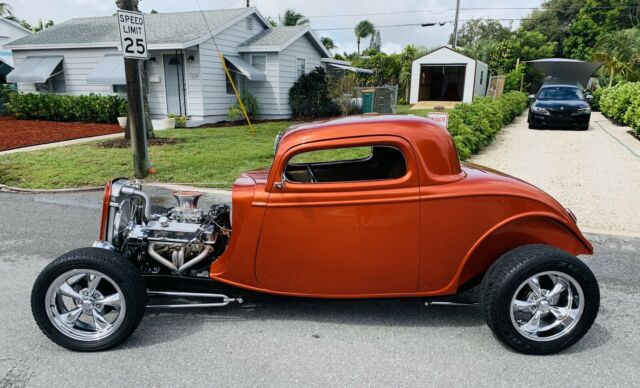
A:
[7,0,544,54]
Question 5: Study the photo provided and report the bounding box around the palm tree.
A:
[593,29,640,86]
[279,9,309,26]
[354,20,375,55]
[321,36,336,51]
[0,2,14,19]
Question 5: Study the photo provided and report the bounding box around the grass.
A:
[0,122,290,189]
[0,104,446,189]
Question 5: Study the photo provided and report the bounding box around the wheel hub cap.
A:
[510,271,584,342]
[45,269,126,342]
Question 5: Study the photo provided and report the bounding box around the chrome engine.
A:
[99,179,231,277]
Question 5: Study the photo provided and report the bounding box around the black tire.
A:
[31,247,147,351]
[480,244,599,355]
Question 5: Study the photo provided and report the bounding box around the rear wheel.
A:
[480,245,599,354]
[31,248,147,351]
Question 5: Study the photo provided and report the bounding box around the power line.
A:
[306,5,640,19]
[314,18,535,31]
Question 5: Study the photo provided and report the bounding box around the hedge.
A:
[6,92,127,123]
[599,82,640,137]
[448,91,529,159]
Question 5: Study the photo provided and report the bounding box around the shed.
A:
[409,46,488,105]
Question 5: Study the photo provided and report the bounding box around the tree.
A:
[266,16,278,28]
[149,9,158,13]
[520,0,586,57]
[0,2,13,19]
[279,9,308,26]
[449,19,512,48]
[593,28,640,85]
[564,0,640,60]
[354,20,375,55]
[368,30,381,52]
[321,36,336,51]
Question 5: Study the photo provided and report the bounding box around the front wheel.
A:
[31,248,147,351]
[480,245,599,354]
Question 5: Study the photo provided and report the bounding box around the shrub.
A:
[6,92,127,123]
[228,89,261,121]
[289,67,339,119]
[599,82,640,137]
[448,91,529,159]
[0,84,16,115]
[167,113,189,128]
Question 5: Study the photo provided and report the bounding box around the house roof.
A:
[6,8,269,50]
[0,18,34,35]
[414,46,488,67]
[238,25,330,57]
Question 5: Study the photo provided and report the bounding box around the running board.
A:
[147,291,243,308]
[425,301,479,306]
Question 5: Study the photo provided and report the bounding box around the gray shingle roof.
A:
[238,25,308,48]
[7,8,253,48]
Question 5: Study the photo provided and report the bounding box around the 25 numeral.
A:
[124,37,145,55]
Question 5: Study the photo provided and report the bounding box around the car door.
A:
[255,136,420,296]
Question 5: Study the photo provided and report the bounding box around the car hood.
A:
[533,99,589,110]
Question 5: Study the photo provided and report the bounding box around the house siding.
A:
[244,51,279,119]
[197,13,266,124]
[12,48,119,95]
[277,36,322,116]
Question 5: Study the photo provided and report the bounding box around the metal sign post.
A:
[117,3,151,179]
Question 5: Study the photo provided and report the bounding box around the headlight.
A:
[572,106,591,115]
[531,106,550,115]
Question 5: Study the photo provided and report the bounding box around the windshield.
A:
[537,86,584,100]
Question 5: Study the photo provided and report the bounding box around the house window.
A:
[113,84,127,94]
[250,54,266,73]
[246,17,253,31]
[296,58,306,78]
[226,70,239,95]
[480,71,484,85]
[35,62,66,93]
[285,145,407,184]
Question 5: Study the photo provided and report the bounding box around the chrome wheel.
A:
[510,271,584,342]
[45,269,126,341]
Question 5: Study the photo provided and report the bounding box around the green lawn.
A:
[0,106,443,190]
[0,122,291,189]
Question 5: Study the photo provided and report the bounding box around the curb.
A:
[0,184,103,193]
[0,182,231,196]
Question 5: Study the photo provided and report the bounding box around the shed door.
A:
[163,54,186,115]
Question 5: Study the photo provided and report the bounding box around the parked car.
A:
[31,116,600,355]
[528,83,593,130]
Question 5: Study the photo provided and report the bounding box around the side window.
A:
[285,145,407,184]
[296,58,306,78]
[251,54,267,73]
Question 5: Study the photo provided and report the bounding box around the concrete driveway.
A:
[470,112,640,235]
[0,189,639,387]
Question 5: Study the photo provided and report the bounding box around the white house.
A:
[5,7,362,125]
[409,46,488,104]
[0,18,31,82]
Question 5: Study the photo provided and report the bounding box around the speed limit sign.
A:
[117,10,147,59]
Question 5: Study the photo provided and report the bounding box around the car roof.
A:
[278,114,463,181]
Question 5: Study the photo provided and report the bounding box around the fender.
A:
[454,211,593,290]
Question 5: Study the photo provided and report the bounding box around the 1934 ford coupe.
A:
[31,115,599,354]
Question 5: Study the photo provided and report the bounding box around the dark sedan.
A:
[528,84,592,130]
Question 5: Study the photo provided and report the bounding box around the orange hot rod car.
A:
[31,115,599,354]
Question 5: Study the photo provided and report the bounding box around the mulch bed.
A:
[98,137,184,148]
[0,116,124,152]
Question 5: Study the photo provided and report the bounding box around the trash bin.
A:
[361,89,375,113]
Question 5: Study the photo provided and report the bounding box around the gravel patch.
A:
[470,111,640,234]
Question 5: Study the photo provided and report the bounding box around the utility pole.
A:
[452,0,460,48]
[117,0,151,179]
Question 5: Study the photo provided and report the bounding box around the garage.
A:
[410,46,488,105]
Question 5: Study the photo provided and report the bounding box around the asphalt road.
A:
[0,189,639,387]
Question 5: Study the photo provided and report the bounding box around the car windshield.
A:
[537,86,584,100]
